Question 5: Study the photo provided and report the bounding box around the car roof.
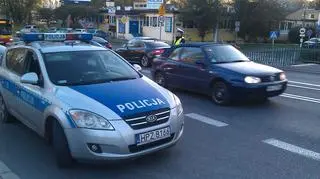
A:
[18,41,106,53]
[176,42,228,48]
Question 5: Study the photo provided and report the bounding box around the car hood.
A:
[65,77,172,118]
[214,61,282,76]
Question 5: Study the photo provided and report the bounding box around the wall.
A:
[142,13,175,43]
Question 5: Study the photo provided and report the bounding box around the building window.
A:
[144,16,149,26]
[151,17,158,27]
[165,17,172,32]
[311,14,315,19]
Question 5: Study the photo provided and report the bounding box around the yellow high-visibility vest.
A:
[174,37,184,46]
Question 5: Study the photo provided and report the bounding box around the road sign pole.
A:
[160,23,162,40]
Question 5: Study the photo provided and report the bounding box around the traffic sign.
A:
[300,34,306,37]
[158,4,166,16]
[300,28,306,34]
[121,16,128,24]
[235,27,240,32]
[269,31,278,40]
[158,15,164,23]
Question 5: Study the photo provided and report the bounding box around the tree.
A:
[180,0,221,41]
[114,0,134,7]
[91,0,105,8]
[54,5,99,27]
[234,0,285,41]
[38,8,54,25]
[0,0,40,24]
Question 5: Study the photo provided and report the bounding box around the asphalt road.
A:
[0,68,320,179]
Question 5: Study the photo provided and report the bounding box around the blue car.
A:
[152,43,288,105]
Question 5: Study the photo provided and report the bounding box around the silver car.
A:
[0,33,184,168]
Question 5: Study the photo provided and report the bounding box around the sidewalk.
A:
[283,64,320,74]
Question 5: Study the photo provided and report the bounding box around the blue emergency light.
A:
[22,33,93,43]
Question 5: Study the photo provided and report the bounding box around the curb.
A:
[0,161,20,179]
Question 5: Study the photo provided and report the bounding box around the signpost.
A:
[299,28,306,48]
[158,4,165,40]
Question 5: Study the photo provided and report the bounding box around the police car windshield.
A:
[43,50,140,86]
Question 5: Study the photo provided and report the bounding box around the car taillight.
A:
[152,49,165,56]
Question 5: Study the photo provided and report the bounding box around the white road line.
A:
[280,93,320,104]
[287,84,320,91]
[291,63,316,67]
[289,81,320,88]
[263,138,320,161]
[185,113,228,127]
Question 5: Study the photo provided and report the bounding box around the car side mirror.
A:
[21,72,39,85]
[133,64,142,72]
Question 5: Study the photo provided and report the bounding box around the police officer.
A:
[173,28,185,46]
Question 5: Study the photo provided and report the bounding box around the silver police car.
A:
[0,33,184,167]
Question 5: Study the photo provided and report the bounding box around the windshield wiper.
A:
[109,77,138,82]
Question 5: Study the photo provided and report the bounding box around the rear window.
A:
[145,41,170,48]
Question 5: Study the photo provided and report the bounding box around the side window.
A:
[127,40,136,48]
[24,50,43,83]
[134,41,145,48]
[6,48,27,75]
[168,48,183,61]
[180,47,205,64]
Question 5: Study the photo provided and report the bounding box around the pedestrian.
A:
[173,28,185,46]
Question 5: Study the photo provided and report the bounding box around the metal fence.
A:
[239,44,320,67]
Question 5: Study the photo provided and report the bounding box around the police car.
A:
[0,33,184,167]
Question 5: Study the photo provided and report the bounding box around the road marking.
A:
[263,138,320,161]
[289,80,320,88]
[0,161,20,179]
[291,63,316,67]
[185,113,228,127]
[288,84,320,91]
[281,93,320,104]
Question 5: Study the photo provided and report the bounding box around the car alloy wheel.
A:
[212,81,230,105]
[141,55,149,67]
[155,72,166,87]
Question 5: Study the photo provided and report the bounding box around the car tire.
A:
[0,94,14,123]
[212,81,231,105]
[155,72,167,87]
[52,120,74,168]
[141,55,150,67]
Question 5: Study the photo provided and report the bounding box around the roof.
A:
[286,9,320,21]
[178,42,227,47]
[27,41,106,53]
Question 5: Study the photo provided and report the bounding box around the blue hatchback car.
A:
[151,43,288,105]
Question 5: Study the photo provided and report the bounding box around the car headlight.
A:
[173,94,183,116]
[279,72,286,81]
[69,110,114,130]
[244,76,261,84]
